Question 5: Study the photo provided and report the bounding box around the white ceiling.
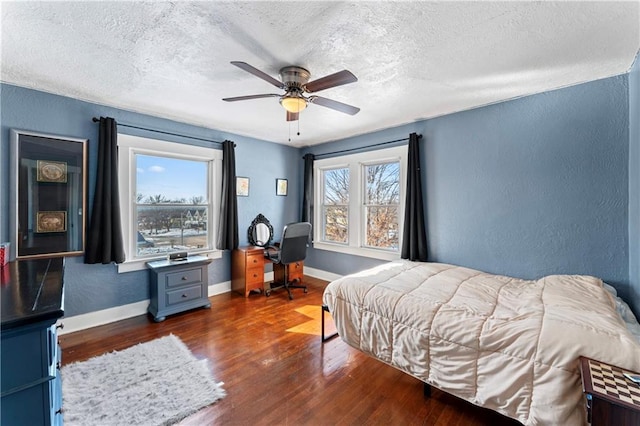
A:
[2,1,639,147]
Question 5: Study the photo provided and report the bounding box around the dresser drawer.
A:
[166,285,203,306]
[165,267,202,288]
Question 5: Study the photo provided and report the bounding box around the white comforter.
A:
[322,260,640,425]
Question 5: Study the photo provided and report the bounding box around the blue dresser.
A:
[147,255,212,322]
[1,258,65,426]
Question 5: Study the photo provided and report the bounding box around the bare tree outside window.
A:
[364,162,400,249]
[322,167,349,243]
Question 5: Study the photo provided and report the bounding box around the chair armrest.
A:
[264,246,281,263]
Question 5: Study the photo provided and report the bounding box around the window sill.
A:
[117,250,223,273]
[312,241,400,261]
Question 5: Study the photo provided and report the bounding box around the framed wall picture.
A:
[36,211,67,233]
[236,176,249,197]
[276,178,288,196]
[37,160,68,183]
[9,129,87,260]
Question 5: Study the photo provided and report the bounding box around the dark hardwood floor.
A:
[60,276,522,425]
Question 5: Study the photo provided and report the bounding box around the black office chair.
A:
[264,222,312,300]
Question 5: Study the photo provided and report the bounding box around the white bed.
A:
[322,260,640,425]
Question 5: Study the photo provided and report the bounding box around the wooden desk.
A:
[231,246,304,297]
[579,356,640,426]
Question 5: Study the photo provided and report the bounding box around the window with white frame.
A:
[117,134,222,272]
[314,145,407,260]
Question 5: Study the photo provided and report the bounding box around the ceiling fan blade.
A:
[305,70,357,93]
[286,111,299,122]
[310,96,360,115]
[230,61,284,89]
[222,94,281,102]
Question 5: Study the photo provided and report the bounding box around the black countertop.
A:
[1,258,65,330]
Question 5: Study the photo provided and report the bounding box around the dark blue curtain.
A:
[401,133,428,261]
[216,140,239,250]
[301,153,314,228]
[85,117,125,264]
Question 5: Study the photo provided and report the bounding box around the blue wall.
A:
[0,84,300,316]
[3,70,638,319]
[629,55,640,316]
[304,75,636,315]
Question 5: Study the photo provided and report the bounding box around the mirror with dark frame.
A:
[247,214,274,247]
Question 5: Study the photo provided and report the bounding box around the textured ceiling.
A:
[2,1,639,147]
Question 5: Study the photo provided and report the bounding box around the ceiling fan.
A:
[222,61,360,121]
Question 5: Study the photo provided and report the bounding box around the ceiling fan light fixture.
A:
[280,95,308,113]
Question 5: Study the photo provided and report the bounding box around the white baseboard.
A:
[59,280,231,335]
[304,266,342,282]
[58,268,337,335]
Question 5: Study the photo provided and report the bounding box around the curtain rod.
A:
[91,117,233,147]
[307,134,421,159]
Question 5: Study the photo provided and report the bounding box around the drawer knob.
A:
[182,294,188,298]
[181,276,187,281]
[252,259,258,264]
[56,408,63,415]
[56,323,64,330]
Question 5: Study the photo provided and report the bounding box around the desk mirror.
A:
[247,214,273,247]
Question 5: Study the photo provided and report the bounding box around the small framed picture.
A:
[36,211,67,233]
[37,160,67,183]
[236,176,249,197]
[276,178,288,196]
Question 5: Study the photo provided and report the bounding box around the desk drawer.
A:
[166,285,203,306]
[246,266,264,285]
[246,253,263,268]
[289,261,303,280]
[166,268,202,288]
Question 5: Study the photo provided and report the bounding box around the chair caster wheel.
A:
[304,288,308,293]
[289,294,293,300]
[265,290,271,297]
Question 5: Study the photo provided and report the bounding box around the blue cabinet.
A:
[1,258,65,426]
[147,255,212,322]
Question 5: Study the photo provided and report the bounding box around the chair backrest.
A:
[278,222,312,265]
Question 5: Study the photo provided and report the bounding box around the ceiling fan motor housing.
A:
[279,66,311,91]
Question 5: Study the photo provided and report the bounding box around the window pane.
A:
[135,154,209,257]
[323,206,348,243]
[322,168,349,243]
[364,161,400,250]
[323,168,349,204]
[365,162,400,204]
[136,154,207,203]
[136,205,208,256]
[365,206,398,249]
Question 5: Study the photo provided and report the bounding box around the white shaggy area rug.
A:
[62,334,225,426]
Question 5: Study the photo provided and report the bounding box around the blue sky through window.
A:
[136,154,207,202]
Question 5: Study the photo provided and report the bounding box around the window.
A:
[118,134,222,272]
[314,145,407,260]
